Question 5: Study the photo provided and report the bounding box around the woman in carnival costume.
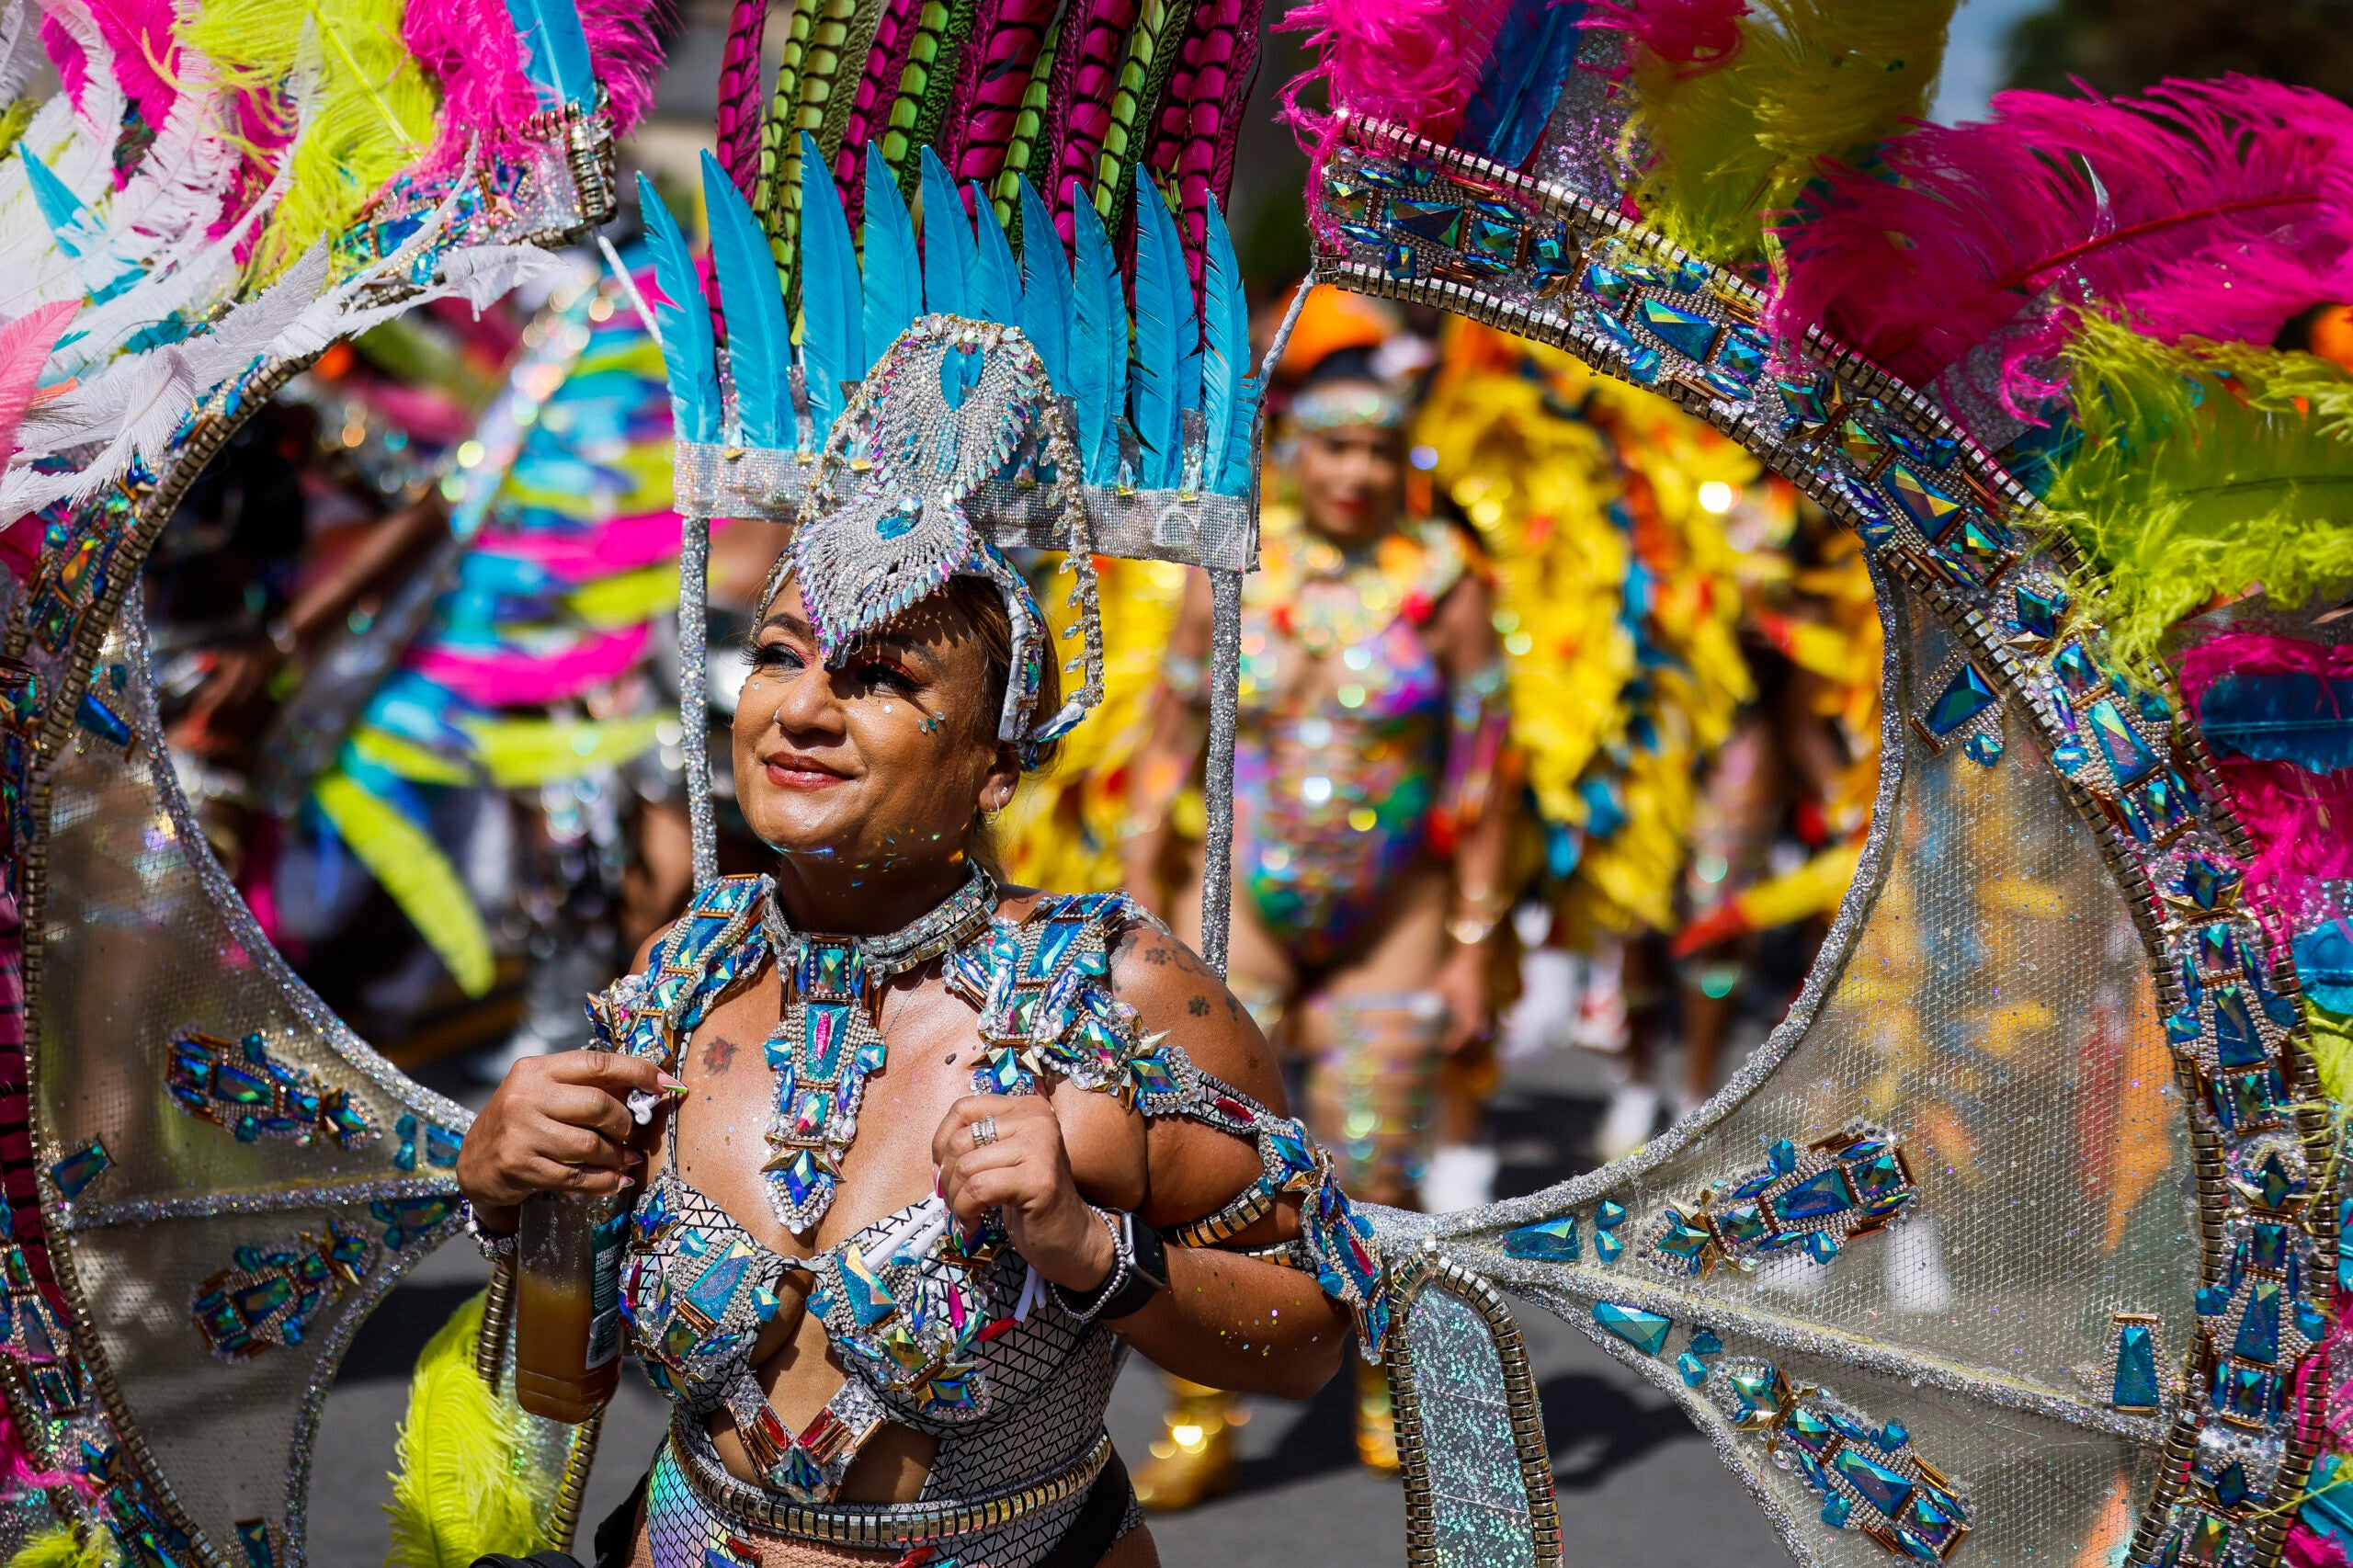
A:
[1108,288,1511,1494]
[449,0,1394,1561]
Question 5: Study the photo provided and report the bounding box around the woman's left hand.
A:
[1434,944,1493,1054]
[932,1095,1117,1292]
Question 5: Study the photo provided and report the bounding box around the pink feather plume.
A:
[1580,0,1745,74]
[1278,0,1512,148]
[1276,0,1511,229]
[43,0,179,149]
[1769,76,2353,397]
[2178,631,2353,918]
[403,0,666,177]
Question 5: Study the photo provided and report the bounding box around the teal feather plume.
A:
[862,144,923,361]
[1068,184,1127,484]
[502,0,598,108]
[970,181,1023,326]
[701,151,794,449]
[1017,176,1072,389]
[919,147,972,319]
[797,131,863,437]
[1129,175,1191,487]
[22,150,91,257]
[636,174,722,444]
[1201,198,1254,494]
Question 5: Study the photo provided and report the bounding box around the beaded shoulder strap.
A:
[588,875,774,1068]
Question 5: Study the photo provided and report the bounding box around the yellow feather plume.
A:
[1623,0,1956,262]
[184,0,436,281]
[386,1292,563,1568]
[312,773,494,996]
[6,1527,115,1568]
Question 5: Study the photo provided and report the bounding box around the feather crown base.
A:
[775,316,1101,757]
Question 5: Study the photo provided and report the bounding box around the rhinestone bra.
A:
[589,874,1391,1508]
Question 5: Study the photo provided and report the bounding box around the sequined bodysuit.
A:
[591,875,1387,1568]
[1235,519,1468,966]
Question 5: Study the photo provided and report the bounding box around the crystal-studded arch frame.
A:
[0,127,631,1558]
[1313,110,2334,1568]
[0,352,606,1567]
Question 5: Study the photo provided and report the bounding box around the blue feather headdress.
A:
[638,141,1261,770]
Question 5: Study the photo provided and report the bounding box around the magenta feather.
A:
[944,0,1059,193]
[403,0,665,177]
[44,0,178,147]
[1579,0,1745,74]
[1149,0,1261,282]
[716,0,770,199]
[1277,0,1512,148]
[1769,76,2353,398]
[1042,0,1143,243]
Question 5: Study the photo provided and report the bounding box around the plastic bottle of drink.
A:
[512,1188,628,1422]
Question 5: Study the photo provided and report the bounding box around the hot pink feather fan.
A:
[1769,76,2353,398]
[404,0,666,177]
[43,0,179,150]
[1581,0,1744,74]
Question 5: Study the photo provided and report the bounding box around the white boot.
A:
[1593,1081,1660,1164]
[1423,1144,1500,1211]
[1503,949,1577,1061]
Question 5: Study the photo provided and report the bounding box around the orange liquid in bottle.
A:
[512,1192,627,1423]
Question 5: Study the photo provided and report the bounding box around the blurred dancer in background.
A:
[264,256,692,1071]
[1114,289,1513,1500]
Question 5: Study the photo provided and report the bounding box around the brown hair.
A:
[936,574,1063,879]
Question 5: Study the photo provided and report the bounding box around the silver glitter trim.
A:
[679,513,717,889]
[278,1210,467,1562]
[1199,570,1243,979]
[670,443,1256,573]
[1487,1255,2175,1442]
[59,1176,460,1233]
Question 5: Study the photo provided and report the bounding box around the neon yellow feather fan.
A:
[6,1527,117,1568]
[1619,0,1957,263]
[312,774,494,997]
[2040,314,2353,664]
[183,0,436,281]
[386,1291,564,1568]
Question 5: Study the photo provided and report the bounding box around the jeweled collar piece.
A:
[756,867,999,1232]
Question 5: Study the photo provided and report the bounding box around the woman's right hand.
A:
[454,1051,676,1232]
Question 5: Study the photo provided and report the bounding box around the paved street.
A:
[310,1046,1782,1566]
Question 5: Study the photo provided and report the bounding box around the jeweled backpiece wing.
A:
[0,2,658,1562]
[1297,22,2333,1568]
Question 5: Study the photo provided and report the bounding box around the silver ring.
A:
[972,1115,999,1148]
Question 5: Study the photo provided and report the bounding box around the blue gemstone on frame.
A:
[1688,1329,1723,1357]
[1768,1140,1798,1176]
[1592,1301,1673,1357]
[1921,664,1997,736]
[2211,985,2266,1068]
[1503,1217,1580,1261]
[1772,1167,1854,1222]
[1636,297,1721,361]
[1595,1230,1624,1262]
[1677,1352,1709,1387]
[2111,1321,2160,1409]
[1718,324,1768,381]
[1963,733,2004,767]
[1822,1493,1853,1528]
[1596,1199,1627,1232]
[2235,1278,2283,1364]
[49,1140,109,1199]
[2087,698,2161,784]
[1831,1448,1915,1515]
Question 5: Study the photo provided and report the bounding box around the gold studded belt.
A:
[668,1423,1113,1546]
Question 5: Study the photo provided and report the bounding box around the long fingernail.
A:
[657,1071,686,1090]
[625,1149,645,1165]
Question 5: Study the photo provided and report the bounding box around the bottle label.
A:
[585,1210,627,1370]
